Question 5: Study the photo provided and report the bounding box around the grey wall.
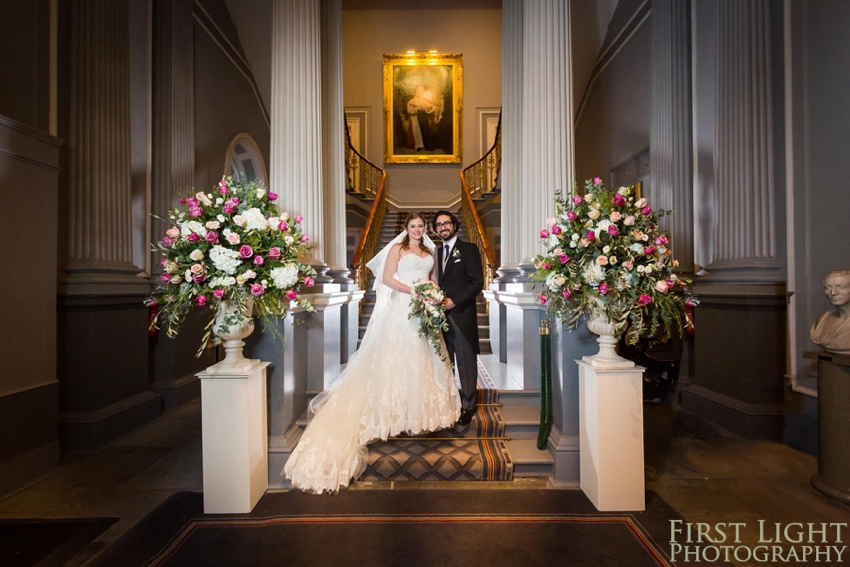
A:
[0,0,61,495]
[574,8,650,186]
[785,0,850,453]
[342,5,501,209]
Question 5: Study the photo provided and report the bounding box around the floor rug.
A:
[87,489,684,567]
[0,518,118,567]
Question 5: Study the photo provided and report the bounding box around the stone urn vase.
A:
[207,298,260,375]
[582,309,634,369]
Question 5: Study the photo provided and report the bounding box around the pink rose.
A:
[294,214,303,223]
[250,283,265,297]
[608,225,620,236]
[278,221,289,232]
[638,294,653,306]
[243,269,257,280]
[162,236,175,247]
[254,256,264,266]
[190,264,204,274]
[304,276,315,287]
[598,283,610,295]
[187,233,200,243]
[635,198,648,208]
[268,192,278,201]
[192,273,207,284]
[623,215,636,226]
[609,212,622,222]
[540,229,550,239]
[546,217,557,228]
[641,206,652,216]
[226,233,240,245]
[644,246,656,255]
[593,177,602,186]
[623,260,634,270]
[222,204,235,214]
[586,231,596,241]
[218,180,229,194]
[240,245,253,258]
[230,197,240,205]
[572,195,584,205]
[655,280,669,293]
[655,235,669,246]
[286,290,298,301]
[166,227,180,238]
[613,193,626,206]
[543,262,553,270]
[159,273,170,283]
[268,247,281,259]
[301,234,310,243]
[189,206,202,218]
[205,232,219,243]
[566,211,578,221]
[561,289,572,299]
[538,295,548,305]
[195,295,207,306]
[558,254,569,265]
[213,289,225,299]
[551,225,562,235]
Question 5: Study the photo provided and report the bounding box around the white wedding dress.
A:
[283,251,461,494]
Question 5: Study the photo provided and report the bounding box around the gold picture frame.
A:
[382,53,463,164]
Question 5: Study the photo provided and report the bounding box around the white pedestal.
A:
[578,360,645,511]
[198,362,270,514]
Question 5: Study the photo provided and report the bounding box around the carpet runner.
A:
[361,359,513,482]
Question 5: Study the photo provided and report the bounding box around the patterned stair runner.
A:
[361,360,513,482]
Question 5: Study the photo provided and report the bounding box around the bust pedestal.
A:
[198,362,270,513]
[578,360,646,511]
[805,351,850,504]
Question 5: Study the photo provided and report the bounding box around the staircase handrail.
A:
[345,122,385,199]
[459,112,500,289]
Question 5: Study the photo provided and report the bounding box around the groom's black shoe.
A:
[457,409,475,426]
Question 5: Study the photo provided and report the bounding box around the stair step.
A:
[505,439,554,477]
[501,405,542,440]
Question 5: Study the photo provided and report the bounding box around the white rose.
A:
[236,275,245,285]
[180,220,206,238]
[268,217,280,230]
[205,220,220,230]
[609,256,618,265]
[623,215,636,226]
[233,215,247,228]
[587,210,600,220]
[602,245,611,254]
[189,249,204,261]
[280,211,290,221]
[256,188,265,199]
[554,275,566,286]
[284,235,294,245]
[215,198,224,206]
[569,241,578,248]
[184,269,193,282]
[169,275,182,284]
[617,187,630,196]
[571,233,580,241]
[217,214,226,223]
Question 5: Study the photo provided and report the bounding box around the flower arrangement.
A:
[534,178,696,344]
[147,175,316,354]
[408,280,450,362]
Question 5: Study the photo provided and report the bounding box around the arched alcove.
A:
[224,133,268,185]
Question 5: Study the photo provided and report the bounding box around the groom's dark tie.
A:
[442,244,450,272]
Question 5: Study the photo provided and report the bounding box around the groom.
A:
[433,211,484,425]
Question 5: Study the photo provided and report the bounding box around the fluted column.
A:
[64,0,143,291]
[151,0,195,270]
[500,0,523,268]
[271,0,325,266]
[518,0,574,265]
[650,0,694,272]
[708,0,780,282]
[321,0,348,276]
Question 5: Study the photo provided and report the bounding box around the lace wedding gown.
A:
[283,253,461,494]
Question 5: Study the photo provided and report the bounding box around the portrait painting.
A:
[383,53,463,164]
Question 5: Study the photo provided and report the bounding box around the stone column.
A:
[271,0,325,268]
[707,0,780,282]
[270,0,350,399]
[684,0,785,441]
[650,0,694,272]
[493,0,575,392]
[149,0,210,410]
[499,0,523,269]
[58,0,159,450]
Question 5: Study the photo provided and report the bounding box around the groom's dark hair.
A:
[432,210,461,233]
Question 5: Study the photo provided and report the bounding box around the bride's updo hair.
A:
[401,211,432,255]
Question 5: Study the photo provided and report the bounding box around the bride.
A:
[283,212,461,493]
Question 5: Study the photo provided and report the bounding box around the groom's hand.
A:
[443,298,456,311]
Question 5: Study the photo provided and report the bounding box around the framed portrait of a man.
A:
[382,53,463,164]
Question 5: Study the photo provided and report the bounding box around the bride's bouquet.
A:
[408,280,450,363]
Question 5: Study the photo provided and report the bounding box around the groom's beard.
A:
[437,227,456,241]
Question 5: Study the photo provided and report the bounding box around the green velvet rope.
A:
[537,318,553,450]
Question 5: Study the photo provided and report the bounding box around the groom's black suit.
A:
[437,238,484,413]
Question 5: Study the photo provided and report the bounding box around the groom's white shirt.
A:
[441,235,458,272]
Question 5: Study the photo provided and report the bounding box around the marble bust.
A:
[810,270,850,355]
